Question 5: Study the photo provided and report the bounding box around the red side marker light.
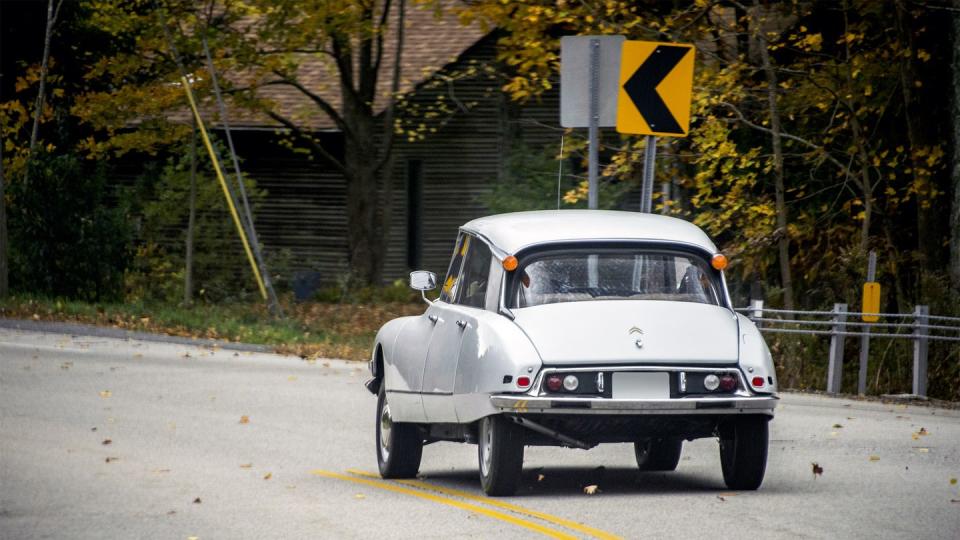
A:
[517,376,531,388]
[751,376,765,387]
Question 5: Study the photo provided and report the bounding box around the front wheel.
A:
[634,438,683,471]
[478,415,525,496]
[376,386,423,478]
[718,416,769,490]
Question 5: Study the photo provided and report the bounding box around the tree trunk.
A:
[753,0,794,310]
[184,119,197,305]
[27,0,60,156]
[951,0,960,292]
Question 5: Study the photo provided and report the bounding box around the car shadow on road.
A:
[418,467,730,497]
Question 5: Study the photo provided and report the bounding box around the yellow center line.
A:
[310,470,575,539]
[345,469,621,540]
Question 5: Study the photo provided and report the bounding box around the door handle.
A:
[456,319,468,329]
[428,314,439,324]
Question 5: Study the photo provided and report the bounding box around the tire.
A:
[477,415,525,496]
[376,385,423,478]
[634,438,683,471]
[718,415,769,490]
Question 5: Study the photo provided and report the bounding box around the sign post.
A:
[561,36,624,209]
[615,41,694,213]
[859,250,879,395]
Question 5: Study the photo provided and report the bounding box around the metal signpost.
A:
[560,36,624,209]
[616,41,694,213]
[858,250,879,394]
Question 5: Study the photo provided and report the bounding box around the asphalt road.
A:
[1,328,958,539]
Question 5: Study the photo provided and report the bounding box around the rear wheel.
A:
[718,416,769,490]
[376,385,422,478]
[478,415,524,496]
[634,438,683,471]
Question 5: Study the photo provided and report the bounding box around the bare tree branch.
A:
[264,110,348,176]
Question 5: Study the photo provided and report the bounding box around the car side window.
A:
[456,237,492,309]
[440,233,468,303]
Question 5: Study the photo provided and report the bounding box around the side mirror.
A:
[409,270,438,291]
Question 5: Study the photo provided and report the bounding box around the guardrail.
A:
[735,301,960,398]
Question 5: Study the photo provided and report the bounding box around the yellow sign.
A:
[862,282,881,322]
[616,41,695,136]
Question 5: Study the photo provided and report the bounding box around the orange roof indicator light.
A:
[711,253,728,271]
[502,255,519,272]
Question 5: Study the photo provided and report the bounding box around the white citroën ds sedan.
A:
[366,210,778,496]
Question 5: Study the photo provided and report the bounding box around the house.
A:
[208,3,564,291]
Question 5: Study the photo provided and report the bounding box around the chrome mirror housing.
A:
[409,270,438,291]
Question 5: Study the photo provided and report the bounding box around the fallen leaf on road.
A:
[869,455,880,461]
[102,439,112,445]
[91,427,97,432]
[263,472,272,480]
[812,463,823,477]
[354,494,365,499]
[187,536,199,540]
[166,510,176,516]
[99,390,112,398]
[193,497,201,504]
[830,431,839,437]
[716,495,726,501]
[239,416,250,424]
[832,424,843,429]
[583,485,599,495]
[918,427,929,436]
[288,376,297,381]
[537,474,545,482]
[239,463,253,469]
[950,478,957,485]
[912,433,920,440]
[182,352,191,358]
[60,362,72,369]
[105,457,119,463]
[153,469,170,474]
[916,447,929,453]
[133,353,143,359]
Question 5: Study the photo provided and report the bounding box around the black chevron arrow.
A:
[622,45,691,134]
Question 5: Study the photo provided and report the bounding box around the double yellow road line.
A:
[310,469,620,539]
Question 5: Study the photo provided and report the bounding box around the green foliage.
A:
[314,278,418,304]
[126,139,265,303]
[7,152,131,301]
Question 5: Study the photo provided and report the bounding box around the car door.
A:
[421,234,491,423]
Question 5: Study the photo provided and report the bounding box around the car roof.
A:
[461,210,718,256]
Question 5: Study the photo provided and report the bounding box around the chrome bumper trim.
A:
[490,395,778,416]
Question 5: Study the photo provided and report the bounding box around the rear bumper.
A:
[490,394,778,416]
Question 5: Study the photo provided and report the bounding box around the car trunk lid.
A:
[512,300,739,365]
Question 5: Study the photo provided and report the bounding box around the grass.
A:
[0,295,426,361]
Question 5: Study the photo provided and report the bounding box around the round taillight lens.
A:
[562,375,579,391]
[719,375,737,391]
[751,376,765,388]
[546,374,563,392]
[703,374,720,391]
[517,376,531,388]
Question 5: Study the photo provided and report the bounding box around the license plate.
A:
[611,372,669,399]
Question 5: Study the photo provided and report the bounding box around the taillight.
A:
[719,375,738,391]
[545,374,563,392]
[517,376,531,388]
[751,376,764,388]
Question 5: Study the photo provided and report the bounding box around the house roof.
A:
[461,210,719,256]
[210,0,487,131]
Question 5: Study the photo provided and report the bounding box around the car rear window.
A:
[511,248,722,308]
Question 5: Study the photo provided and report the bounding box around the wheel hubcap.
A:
[379,401,393,461]
[480,418,493,477]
